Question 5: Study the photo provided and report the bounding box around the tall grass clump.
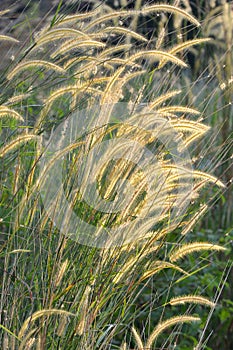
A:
[0,2,231,349]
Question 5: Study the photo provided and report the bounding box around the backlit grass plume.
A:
[0,2,228,350]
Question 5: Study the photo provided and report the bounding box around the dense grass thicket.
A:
[0,1,232,349]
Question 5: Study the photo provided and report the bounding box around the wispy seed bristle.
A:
[145,315,201,348]
[169,295,215,307]
[0,35,19,43]
[7,60,65,80]
[170,242,227,262]
[141,5,200,27]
